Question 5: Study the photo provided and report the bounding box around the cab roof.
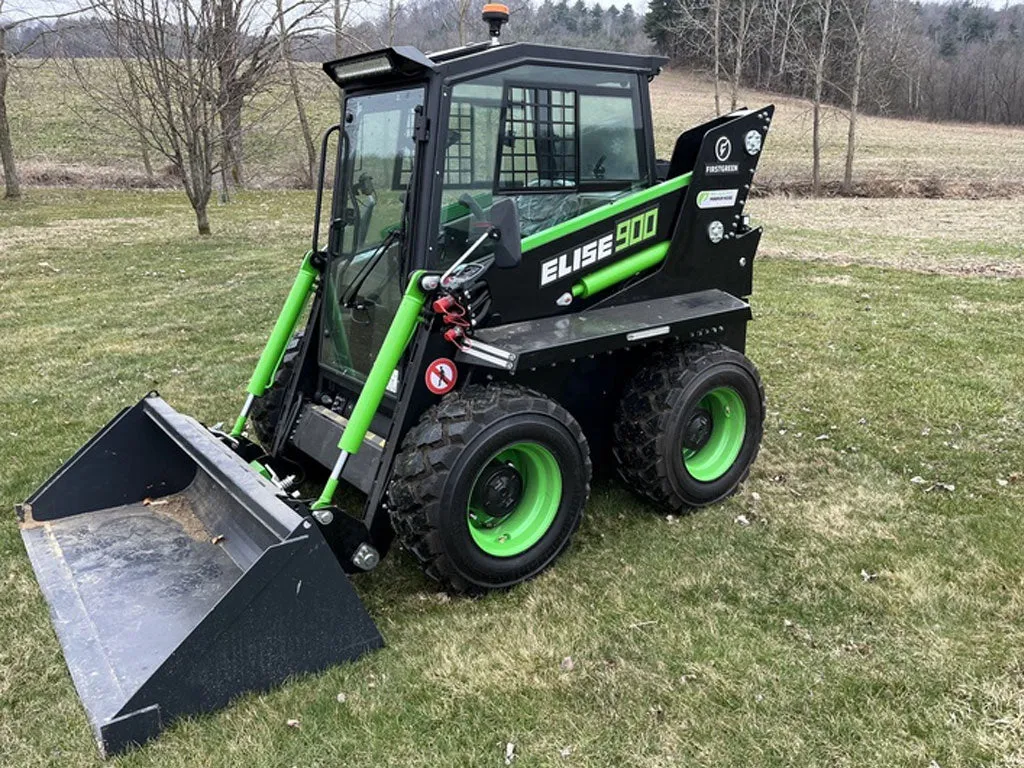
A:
[323,42,667,91]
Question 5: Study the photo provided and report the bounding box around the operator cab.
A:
[316,10,668,405]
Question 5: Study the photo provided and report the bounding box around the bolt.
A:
[739,257,747,267]
[351,544,380,571]
[313,509,334,525]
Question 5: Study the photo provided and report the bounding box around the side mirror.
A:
[489,198,521,269]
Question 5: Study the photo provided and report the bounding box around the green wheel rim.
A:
[682,386,747,482]
[467,442,563,557]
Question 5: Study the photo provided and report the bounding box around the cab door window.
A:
[436,66,647,267]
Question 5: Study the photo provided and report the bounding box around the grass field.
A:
[7,63,1024,193]
[1,185,1023,767]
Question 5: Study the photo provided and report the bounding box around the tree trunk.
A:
[713,0,721,115]
[457,0,470,45]
[195,200,211,235]
[220,98,244,188]
[843,42,864,193]
[0,38,22,201]
[730,0,748,111]
[278,0,316,187]
[140,139,155,186]
[189,165,214,235]
[812,0,832,196]
[333,0,349,105]
[387,0,399,45]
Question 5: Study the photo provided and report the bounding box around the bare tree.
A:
[81,0,228,233]
[277,0,316,185]
[333,0,351,56]
[725,0,758,110]
[211,0,324,193]
[644,0,724,114]
[712,0,722,113]
[840,0,872,192]
[0,19,19,199]
[386,0,400,45]
[808,0,833,194]
[0,3,91,199]
[454,0,473,45]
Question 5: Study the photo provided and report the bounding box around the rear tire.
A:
[613,343,764,511]
[389,384,591,594]
[249,332,303,449]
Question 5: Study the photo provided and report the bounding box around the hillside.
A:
[5,62,1024,195]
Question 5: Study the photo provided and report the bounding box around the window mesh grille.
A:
[498,85,578,191]
[444,101,475,185]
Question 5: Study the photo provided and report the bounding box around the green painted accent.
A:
[683,386,747,482]
[521,173,691,253]
[467,442,563,558]
[231,412,248,436]
[440,192,494,225]
[570,241,670,300]
[232,252,318,437]
[337,271,427,456]
[249,460,272,480]
[312,477,339,511]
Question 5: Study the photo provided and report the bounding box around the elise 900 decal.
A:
[539,207,659,287]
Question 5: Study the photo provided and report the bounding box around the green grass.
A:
[2,190,1024,767]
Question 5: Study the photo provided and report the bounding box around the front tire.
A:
[613,343,765,510]
[389,384,591,594]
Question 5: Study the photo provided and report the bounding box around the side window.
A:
[437,67,647,264]
[498,86,578,191]
[579,94,640,183]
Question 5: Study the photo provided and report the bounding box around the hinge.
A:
[413,106,430,143]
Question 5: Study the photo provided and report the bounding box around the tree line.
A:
[1,0,1021,232]
[645,0,1024,191]
[647,0,1024,127]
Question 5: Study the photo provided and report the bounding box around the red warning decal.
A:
[425,357,458,395]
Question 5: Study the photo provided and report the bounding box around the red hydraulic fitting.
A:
[432,295,456,314]
[443,327,464,344]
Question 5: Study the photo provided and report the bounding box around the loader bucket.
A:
[16,394,383,756]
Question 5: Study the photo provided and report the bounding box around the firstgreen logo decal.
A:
[540,207,659,287]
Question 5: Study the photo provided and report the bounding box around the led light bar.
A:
[323,46,436,88]
[326,55,393,83]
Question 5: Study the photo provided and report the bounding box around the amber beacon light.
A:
[482,3,510,43]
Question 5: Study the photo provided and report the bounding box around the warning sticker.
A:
[425,358,458,395]
[696,189,739,209]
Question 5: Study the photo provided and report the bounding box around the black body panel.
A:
[463,289,750,372]
[602,107,774,307]
[291,403,385,495]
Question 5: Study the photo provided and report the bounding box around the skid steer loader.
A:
[17,5,773,755]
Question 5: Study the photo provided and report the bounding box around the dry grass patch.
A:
[7,62,1024,193]
[651,70,1024,191]
[751,195,1024,277]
